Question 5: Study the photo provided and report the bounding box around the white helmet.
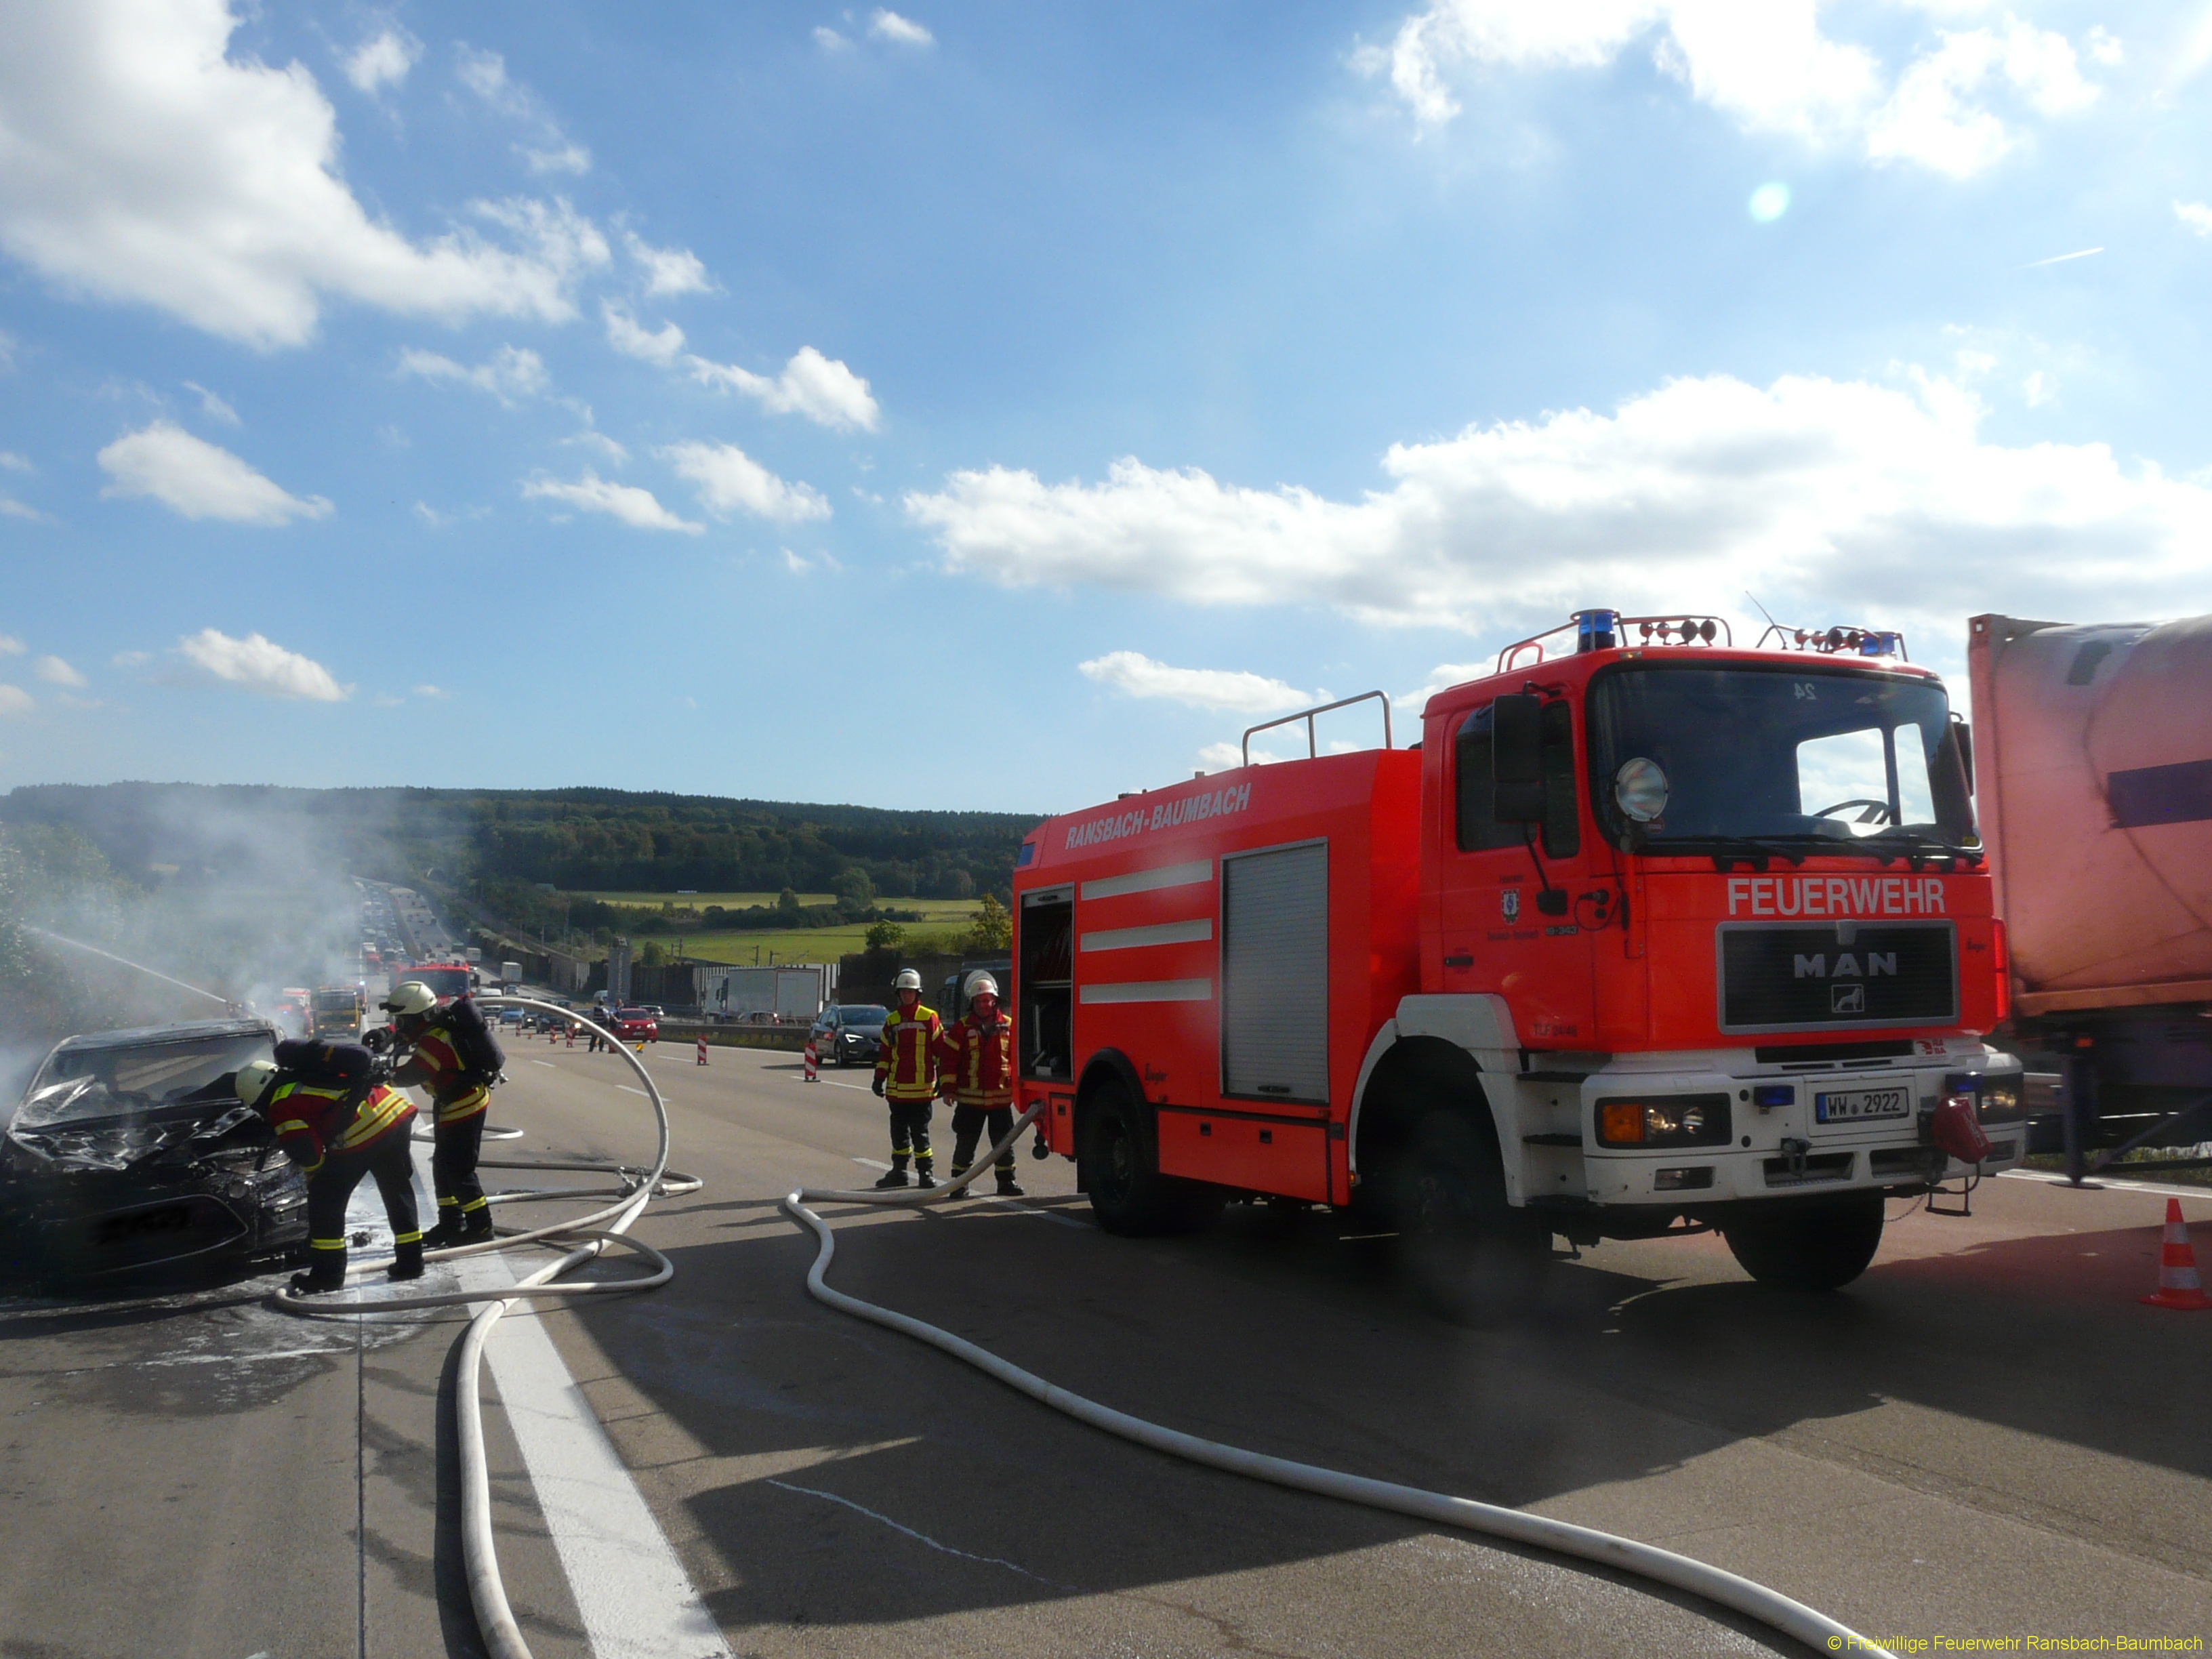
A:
[382,981,436,1018]
[234,1059,279,1107]
[893,968,923,991]
[964,971,999,1001]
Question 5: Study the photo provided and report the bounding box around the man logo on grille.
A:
[1501,890,1520,922]
[1831,983,1866,1014]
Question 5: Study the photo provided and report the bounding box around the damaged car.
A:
[0,1019,309,1280]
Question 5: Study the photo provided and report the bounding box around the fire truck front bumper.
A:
[1565,1051,2028,1208]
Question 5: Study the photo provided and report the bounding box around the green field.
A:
[575,890,836,908]
[625,896,986,967]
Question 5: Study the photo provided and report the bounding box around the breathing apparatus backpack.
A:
[269,1038,377,1137]
[436,994,506,1090]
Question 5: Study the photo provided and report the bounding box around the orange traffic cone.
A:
[802,1038,819,1082]
[2142,1198,2211,1311]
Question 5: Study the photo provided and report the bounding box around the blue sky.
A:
[2,1,2209,815]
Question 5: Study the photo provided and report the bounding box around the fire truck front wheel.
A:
[1720,1194,1885,1291]
[1080,1081,1221,1237]
[1385,1110,1553,1326]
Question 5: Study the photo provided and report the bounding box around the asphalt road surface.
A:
[1,1033,2207,1658]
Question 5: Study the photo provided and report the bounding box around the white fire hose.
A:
[785,1102,1879,1656]
[276,996,696,1659]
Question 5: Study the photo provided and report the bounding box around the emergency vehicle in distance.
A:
[1012,608,2025,1315]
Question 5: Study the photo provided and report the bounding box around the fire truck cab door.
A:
[1439,699,1595,1046]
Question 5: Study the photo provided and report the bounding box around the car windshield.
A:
[1586,664,1976,853]
[18,1031,274,1128]
[411,967,470,998]
[617,1008,652,1020]
[838,1006,888,1023]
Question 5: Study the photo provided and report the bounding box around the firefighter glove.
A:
[871,1074,886,1097]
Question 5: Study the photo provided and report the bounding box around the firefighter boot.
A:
[387,1237,425,1282]
[456,1203,496,1246]
[423,1206,462,1248]
[946,1164,975,1196]
[289,1250,346,1296]
[915,1158,937,1191]
[996,1170,1025,1197]
[873,1168,910,1189]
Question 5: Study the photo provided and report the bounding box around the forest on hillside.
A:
[0,783,1042,901]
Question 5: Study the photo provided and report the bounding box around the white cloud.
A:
[0,685,32,718]
[661,441,831,523]
[0,5,612,347]
[815,26,853,52]
[0,497,51,524]
[344,28,421,94]
[685,345,882,431]
[98,421,331,525]
[398,344,551,405]
[562,430,630,464]
[1369,1,2105,177]
[1078,652,1315,714]
[412,683,446,699]
[624,232,714,296]
[33,655,85,687]
[523,470,702,533]
[457,44,591,175]
[0,453,26,472]
[110,649,149,668]
[869,10,936,47]
[2177,201,2212,238]
[523,142,592,176]
[176,628,348,701]
[604,302,686,365]
[906,369,2212,653]
[0,637,20,655]
[182,380,239,425]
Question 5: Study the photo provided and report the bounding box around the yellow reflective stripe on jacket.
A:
[337,1085,413,1151]
[435,1084,490,1124]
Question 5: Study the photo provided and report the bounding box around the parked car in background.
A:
[810,1004,888,1067]
[613,1007,659,1043]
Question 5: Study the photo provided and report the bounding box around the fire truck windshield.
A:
[1586,664,1976,854]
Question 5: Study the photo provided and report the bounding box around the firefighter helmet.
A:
[234,1059,279,1107]
[964,971,999,1001]
[893,968,923,991]
[382,981,436,1018]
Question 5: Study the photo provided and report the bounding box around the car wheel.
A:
[1382,1109,1553,1326]
[1079,1078,1219,1236]
[1722,1194,1885,1290]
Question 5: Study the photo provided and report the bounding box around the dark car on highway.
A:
[0,1019,308,1280]
[809,1004,888,1067]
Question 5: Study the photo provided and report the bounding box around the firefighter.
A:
[383,981,496,1248]
[937,971,1023,1197]
[870,968,941,1189]
[237,1043,422,1294]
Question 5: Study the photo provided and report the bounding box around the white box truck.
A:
[705,965,823,1022]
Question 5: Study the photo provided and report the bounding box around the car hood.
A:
[7,1101,268,1176]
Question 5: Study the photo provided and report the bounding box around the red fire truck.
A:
[1012,609,2025,1313]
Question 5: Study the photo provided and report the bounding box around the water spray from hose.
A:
[22,926,232,1005]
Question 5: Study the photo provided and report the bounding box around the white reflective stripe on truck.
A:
[1081,919,1215,952]
[1080,859,1212,900]
[1080,979,1214,1003]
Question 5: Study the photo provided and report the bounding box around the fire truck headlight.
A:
[1596,1094,1732,1149]
[1968,1075,2024,1124]
[1614,757,1669,823]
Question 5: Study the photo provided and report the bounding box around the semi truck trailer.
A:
[1013,609,2024,1315]
[1969,612,2212,1181]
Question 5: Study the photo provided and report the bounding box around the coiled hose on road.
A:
[785,1103,1879,1657]
[277,996,697,1659]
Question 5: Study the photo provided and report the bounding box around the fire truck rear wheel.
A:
[1721,1194,1885,1291]
[1080,1081,1219,1237]
[1387,1109,1551,1326]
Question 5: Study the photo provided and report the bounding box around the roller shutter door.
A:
[1221,841,1328,1103]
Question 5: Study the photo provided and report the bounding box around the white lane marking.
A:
[853,1158,893,1170]
[617,1085,651,1097]
[764,1478,1069,1587]
[532,1060,557,1069]
[422,1145,731,1659]
[2001,1170,2212,1206]
[787,1074,874,1093]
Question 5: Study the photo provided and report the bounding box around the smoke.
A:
[0,785,403,1078]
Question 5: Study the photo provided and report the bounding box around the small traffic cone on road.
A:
[802,1038,819,1082]
[696,1035,708,1067]
[2142,1198,2211,1311]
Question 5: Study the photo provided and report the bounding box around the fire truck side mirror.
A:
[1949,714,1974,794]
[1491,693,1547,822]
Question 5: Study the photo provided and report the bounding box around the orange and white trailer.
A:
[1013,611,2026,1309]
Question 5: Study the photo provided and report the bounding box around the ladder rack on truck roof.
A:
[1240,690,1393,768]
